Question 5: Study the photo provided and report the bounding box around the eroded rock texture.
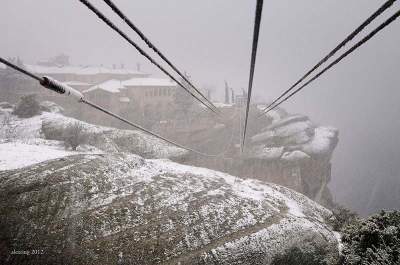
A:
[0,153,339,264]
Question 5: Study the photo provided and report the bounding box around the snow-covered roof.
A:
[63,81,93,86]
[84,79,124,93]
[122,77,176,87]
[24,64,148,76]
[84,77,176,94]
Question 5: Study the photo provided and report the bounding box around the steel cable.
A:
[78,0,218,114]
[102,0,218,112]
[242,0,264,150]
[0,57,233,157]
[264,8,400,115]
[260,0,397,115]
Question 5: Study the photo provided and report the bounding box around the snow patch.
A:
[0,142,78,170]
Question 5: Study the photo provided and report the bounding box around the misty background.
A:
[1,0,399,215]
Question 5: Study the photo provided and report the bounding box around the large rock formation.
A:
[0,102,341,264]
[244,108,339,207]
[179,106,339,208]
[0,153,339,264]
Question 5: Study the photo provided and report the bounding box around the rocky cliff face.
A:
[180,106,339,208]
[245,108,339,207]
[0,153,339,264]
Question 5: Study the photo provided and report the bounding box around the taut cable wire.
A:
[0,57,230,157]
[264,8,400,115]
[102,0,218,112]
[260,0,397,116]
[242,0,264,150]
[78,0,219,114]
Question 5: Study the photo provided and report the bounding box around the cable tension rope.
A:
[260,0,397,116]
[0,57,228,157]
[242,0,264,150]
[102,0,218,112]
[78,0,219,114]
[264,8,400,114]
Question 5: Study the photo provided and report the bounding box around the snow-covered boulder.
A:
[0,152,340,264]
[0,108,187,159]
[252,112,338,160]
[39,100,64,113]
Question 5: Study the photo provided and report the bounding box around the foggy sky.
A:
[1,0,399,215]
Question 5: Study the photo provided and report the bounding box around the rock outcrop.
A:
[182,106,339,208]
[0,153,339,264]
[244,108,339,208]
[0,104,187,160]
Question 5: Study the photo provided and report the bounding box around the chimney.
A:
[231,88,235,104]
[136,63,141,72]
[120,63,124,69]
[224,81,230,104]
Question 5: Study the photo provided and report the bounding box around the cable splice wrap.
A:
[40,76,84,101]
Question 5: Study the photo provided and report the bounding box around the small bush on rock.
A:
[271,239,336,265]
[12,94,41,118]
[41,121,64,140]
[61,122,88,150]
[330,205,358,231]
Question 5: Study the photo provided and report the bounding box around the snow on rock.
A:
[281,150,310,162]
[250,112,337,161]
[0,105,187,159]
[250,146,284,160]
[251,130,275,143]
[302,126,338,157]
[266,114,309,131]
[0,152,340,264]
[39,101,64,113]
[0,142,78,170]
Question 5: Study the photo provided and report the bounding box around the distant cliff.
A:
[176,105,339,209]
